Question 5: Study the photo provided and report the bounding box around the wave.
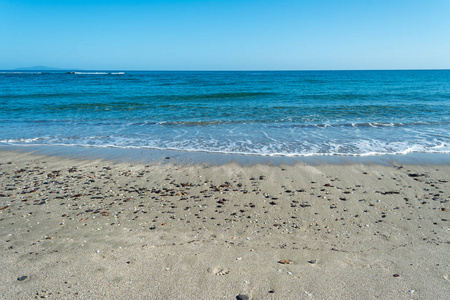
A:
[0,137,51,143]
[156,120,449,128]
[66,72,125,75]
[4,119,446,129]
[2,134,449,157]
[2,141,449,157]
[174,92,275,100]
[114,92,276,102]
[47,101,147,112]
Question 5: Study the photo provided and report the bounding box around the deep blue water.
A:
[1,70,449,156]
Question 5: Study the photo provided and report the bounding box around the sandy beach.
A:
[1,149,449,299]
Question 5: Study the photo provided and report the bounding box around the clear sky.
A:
[1,0,449,70]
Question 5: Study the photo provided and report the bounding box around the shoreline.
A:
[2,145,450,167]
[1,149,449,299]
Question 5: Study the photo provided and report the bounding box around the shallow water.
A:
[1,70,449,156]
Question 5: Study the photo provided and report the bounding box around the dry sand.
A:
[0,149,449,299]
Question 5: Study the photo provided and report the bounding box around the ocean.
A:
[1,70,449,157]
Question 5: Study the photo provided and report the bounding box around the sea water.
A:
[0,70,449,157]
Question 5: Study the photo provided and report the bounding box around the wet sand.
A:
[1,149,449,299]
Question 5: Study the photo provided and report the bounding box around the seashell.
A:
[212,267,230,276]
[278,259,292,264]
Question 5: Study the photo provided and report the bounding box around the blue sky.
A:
[1,0,449,70]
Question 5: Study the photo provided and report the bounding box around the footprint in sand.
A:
[210,266,230,276]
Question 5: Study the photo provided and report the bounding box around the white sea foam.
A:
[71,72,109,75]
[68,72,125,75]
[2,129,449,158]
[0,137,48,143]
[4,139,449,157]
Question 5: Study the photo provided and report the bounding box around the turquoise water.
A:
[1,70,449,156]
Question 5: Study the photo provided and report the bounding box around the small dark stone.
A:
[408,173,424,177]
[268,290,275,293]
[17,276,28,281]
[236,294,249,300]
[308,259,316,264]
[393,274,400,277]
[165,157,170,159]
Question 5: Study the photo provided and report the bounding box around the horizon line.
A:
[6,68,450,72]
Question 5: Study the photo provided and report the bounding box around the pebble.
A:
[236,295,249,300]
[17,276,28,281]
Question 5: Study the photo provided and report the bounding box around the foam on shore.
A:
[2,145,450,167]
